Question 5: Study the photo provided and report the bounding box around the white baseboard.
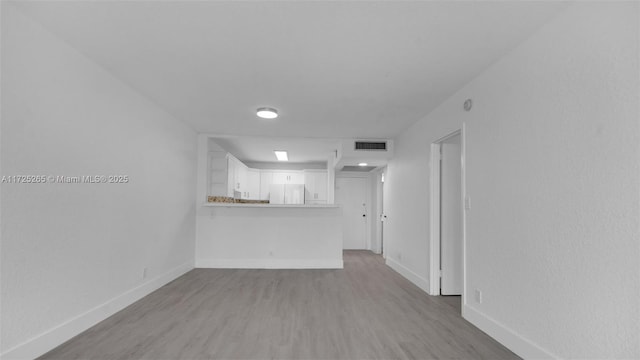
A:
[0,262,193,360]
[463,305,558,359]
[385,257,431,294]
[196,258,344,269]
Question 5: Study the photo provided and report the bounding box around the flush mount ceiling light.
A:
[257,107,278,119]
[274,151,288,161]
[358,162,368,166]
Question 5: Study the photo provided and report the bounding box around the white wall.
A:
[196,206,343,269]
[384,2,639,359]
[1,5,197,359]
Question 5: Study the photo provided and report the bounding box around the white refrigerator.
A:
[269,184,305,204]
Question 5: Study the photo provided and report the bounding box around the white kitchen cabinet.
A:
[289,172,304,184]
[226,155,237,197]
[243,169,260,199]
[259,171,274,200]
[272,172,286,184]
[212,155,313,202]
[236,160,248,192]
[304,170,328,204]
[272,171,304,184]
[208,151,229,197]
[210,154,261,199]
[226,155,250,198]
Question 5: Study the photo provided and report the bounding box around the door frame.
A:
[335,173,373,250]
[428,125,467,311]
[372,167,386,255]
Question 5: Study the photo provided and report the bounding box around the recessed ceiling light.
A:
[257,107,278,119]
[274,151,288,161]
[358,162,368,166]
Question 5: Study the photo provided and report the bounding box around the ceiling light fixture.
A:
[358,162,368,166]
[257,107,278,119]
[274,151,288,161]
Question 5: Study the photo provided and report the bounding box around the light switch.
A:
[465,196,471,210]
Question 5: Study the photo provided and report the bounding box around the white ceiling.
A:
[14,1,568,141]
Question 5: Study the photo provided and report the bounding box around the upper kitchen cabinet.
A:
[226,155,242,195]
[261,170,304,200]
[229,156,263,200]
[206,151,261,199]
[234,157,248,192]
[272,171,304,184]
[304,170,328,204]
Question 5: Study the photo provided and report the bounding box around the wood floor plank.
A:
[39,251,519,360]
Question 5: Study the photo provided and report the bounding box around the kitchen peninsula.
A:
[195,135,344,269]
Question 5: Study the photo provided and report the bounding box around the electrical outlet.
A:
[397,253,402,261]
[142,267,148,279]
[475,289,482,304]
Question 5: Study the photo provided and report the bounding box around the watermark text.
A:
[1,175,130,184]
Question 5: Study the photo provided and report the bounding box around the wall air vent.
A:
[354,141,387,151]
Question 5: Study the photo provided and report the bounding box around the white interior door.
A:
[335,177,367,249]
[440,134,463,295]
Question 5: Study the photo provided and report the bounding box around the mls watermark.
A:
[1,175,129,184]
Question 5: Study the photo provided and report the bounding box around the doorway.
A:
[429,129,465,300]
[335,177,368,249]
[440,133,462,295]
[376,168,386,256]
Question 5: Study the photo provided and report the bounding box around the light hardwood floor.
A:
[39,251,518,359]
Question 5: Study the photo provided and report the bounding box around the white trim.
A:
[385,257,430,294]
[196,134,208,205]
[463,305,558,359]
[0,262,193,360]
[372,167,385,254]
[196,258,343,269]
[428,129,464,298]
[461,123,468,314]
[429,142,442,296]
[380,168,387,258]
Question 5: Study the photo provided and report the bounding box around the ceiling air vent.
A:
[341,166,377,172]
[354,141,387,151]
